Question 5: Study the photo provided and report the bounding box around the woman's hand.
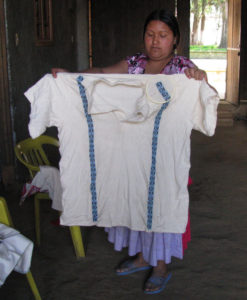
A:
[184,67,207,81]
[51,68,69,78]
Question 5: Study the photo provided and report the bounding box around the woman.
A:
[52,9,207,295]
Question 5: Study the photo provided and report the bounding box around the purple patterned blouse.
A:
[126,52,195,75]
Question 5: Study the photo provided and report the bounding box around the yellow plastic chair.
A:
[0,196,41,300]
[15,135,85,259]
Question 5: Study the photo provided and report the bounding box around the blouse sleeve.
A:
[24,74,53,138]
[192,80,220,136]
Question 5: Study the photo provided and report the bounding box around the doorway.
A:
[190,0,241,103]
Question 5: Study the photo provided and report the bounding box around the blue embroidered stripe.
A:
[147,81,171,230]
[77,75,98,222]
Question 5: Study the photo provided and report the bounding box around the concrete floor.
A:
[1,120,247,300]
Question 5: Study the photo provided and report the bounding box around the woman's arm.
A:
[51,60,128,78]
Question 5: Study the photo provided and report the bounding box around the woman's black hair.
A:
[143,9,180,49]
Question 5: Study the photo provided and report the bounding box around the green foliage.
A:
[190,45,226,52]
[190,0,226,15]
[190,45,227,59]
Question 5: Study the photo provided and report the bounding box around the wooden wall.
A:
[177,0,190,58]
[0,0,14,184]
[91,0,191,67]
[2,0,247,183]
[2,0,79,182]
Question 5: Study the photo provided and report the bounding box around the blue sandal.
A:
[116,259,151,276]
[144,273,172,294]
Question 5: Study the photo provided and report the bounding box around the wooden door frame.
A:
[0,0,15,185]
[226,0,241,104]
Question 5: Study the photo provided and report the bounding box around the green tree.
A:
[208,0,227,47]
[218,1,227,48]
[191,0,200,44]
[199,0,207,44]
[190,0,227,46]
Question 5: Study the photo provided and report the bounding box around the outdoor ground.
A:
[192,59,226,99]
[0,119,247,300]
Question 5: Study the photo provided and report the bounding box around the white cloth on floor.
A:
[0,223,34,286]
[20,166,63,211]
[24,73,219,233]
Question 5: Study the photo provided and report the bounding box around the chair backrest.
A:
[15,135,59,178]
[0,196,14,227]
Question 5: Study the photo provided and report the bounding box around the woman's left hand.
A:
[184,67,208,81]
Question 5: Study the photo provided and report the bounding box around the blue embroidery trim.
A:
[77,75,98,222]
[147,81,171,230]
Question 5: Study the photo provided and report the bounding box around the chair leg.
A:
[34,195,85,258]
[69,226,85,259]
[34,196,41,246]
[26,271,42,300]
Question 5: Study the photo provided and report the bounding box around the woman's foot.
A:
[144,261,171,294]
[116,253,151,275]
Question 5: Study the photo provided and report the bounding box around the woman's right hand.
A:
[51,68,69,78]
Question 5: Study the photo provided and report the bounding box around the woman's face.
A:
[144,20,176,61]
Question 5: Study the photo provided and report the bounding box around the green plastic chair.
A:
[15,135,85,259]
[0,196,42,300]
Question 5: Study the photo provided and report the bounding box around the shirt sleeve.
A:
[192,80,220,136]
[24,74,53,138]
[126,53,146,74]
[0,224,34,285]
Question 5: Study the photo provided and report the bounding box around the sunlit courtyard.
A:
[192,59,226,99]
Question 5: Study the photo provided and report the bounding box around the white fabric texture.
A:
[0,224,34,286]
[20,166,63,211]
[24,73,219,233]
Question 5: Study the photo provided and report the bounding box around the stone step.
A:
[218,110,233,118]
[218,101,235,111]
[217,117,234,127]
[217,101,235,127]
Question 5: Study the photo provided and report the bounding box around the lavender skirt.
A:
[105,227,183,266]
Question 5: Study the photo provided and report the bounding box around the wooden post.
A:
[226,0,241,104]
[0,0,15,186]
